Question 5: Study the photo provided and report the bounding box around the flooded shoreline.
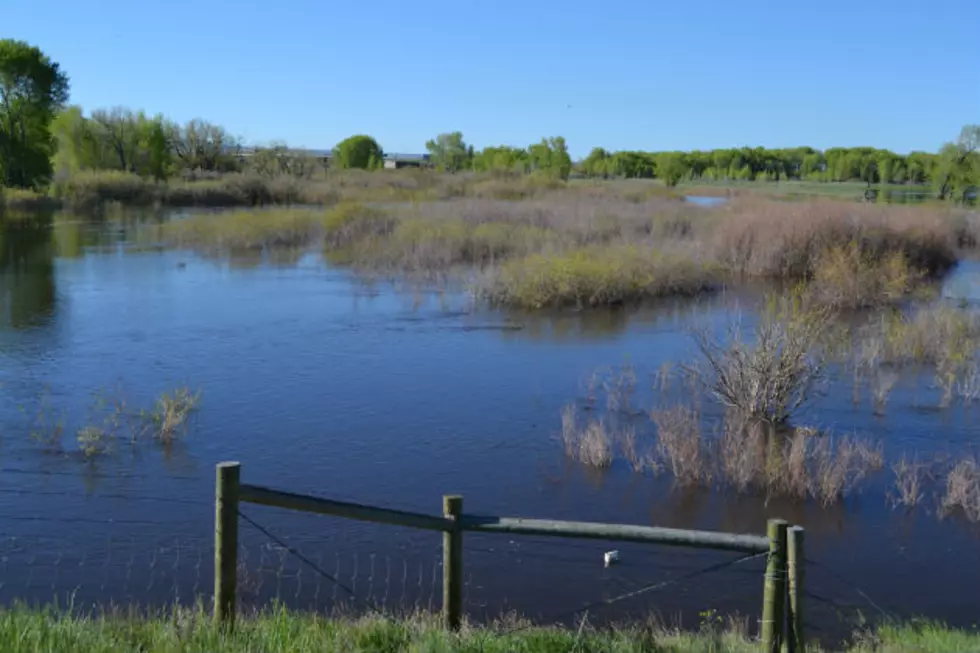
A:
[1,208,980,643]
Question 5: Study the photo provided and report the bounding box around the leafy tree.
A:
[654,152,689,187]
[527,136,572,180]
[0,39,69,188]
[425,131,469,173]
[472,146,528,173]
[333,134,383,170]
[934,125,980,201]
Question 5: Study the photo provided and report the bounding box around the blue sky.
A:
[8,0,978,158]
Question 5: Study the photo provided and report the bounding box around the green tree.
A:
[934,125,980,201]
[425,131,469,173]
[333,134,383,170]
[0,39,69,188]
[655,152,689,187]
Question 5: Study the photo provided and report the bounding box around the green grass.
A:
[1,604,977,653]
[482,245,718,309]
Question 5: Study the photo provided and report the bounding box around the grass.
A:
[20,385,201,460]
[139,188,970,310]
[0,604,977,653]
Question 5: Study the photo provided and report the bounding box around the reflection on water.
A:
[0,209,979,642]
[0,213,57,330]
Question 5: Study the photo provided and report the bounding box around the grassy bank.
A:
[1,605,977,653]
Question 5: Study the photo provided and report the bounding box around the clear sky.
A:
[7,0,978,158]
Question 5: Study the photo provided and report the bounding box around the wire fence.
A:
[0,466,964,647]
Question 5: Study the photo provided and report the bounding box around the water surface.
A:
[1,211,979,642]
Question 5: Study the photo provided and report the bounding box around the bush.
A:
[809,241,924,309]
[482,245,717,309]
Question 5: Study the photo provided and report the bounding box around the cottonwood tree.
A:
[332,135,383,170]
[934,125,980,201]
[0,39,69,188]
[425,131,469,173]
[170,119,241,172]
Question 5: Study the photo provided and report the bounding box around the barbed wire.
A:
[0,487,208,506]
[0,467,203,482]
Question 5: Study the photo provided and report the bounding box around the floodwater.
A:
[1,209,979,643]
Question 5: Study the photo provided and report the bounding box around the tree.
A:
[425,131,469,173]
[333,134,383,170]
[0,39,69,188]
[170,119,241,172]
[934,125,980,201]
[655,152,689,187]
[527,136,572,180]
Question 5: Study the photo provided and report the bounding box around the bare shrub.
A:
[714,197,956,280]
[688,292,830,425]
[941,458,980,522]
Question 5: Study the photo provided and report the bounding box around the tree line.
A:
[578,139,979,200]
[1,38,976,202]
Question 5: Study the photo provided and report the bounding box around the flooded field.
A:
[1,207,979,643]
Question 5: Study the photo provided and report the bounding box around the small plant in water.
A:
[143,387,202,443]
[941,458,980,522]
[891,455,926,509]
[76,426,114,458]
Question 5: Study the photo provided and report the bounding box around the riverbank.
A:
[2,605,977,653]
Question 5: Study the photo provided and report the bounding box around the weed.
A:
[891,455,927,508]
[145,387,201,443]
[941,458,980,522]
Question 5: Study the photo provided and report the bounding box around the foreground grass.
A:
[1,605,977,653]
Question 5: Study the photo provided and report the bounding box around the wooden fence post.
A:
[761,518,788,653]
[787,526,805,653]
[442,495,463,630]
[214,461,240,626]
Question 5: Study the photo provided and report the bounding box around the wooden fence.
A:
[213,461,807,652]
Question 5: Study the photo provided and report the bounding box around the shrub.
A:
[809,242,924,309]
[483,245,717,309]
[688,292,831,425]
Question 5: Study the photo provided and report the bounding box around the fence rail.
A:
[215,461,805,652]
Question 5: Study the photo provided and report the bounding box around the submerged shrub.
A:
[688,292,831,425]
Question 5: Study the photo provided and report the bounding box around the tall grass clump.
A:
[560,404,614,468]
[483,245,717,309]
[941,458,980,522]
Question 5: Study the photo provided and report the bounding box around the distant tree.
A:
[0,39,70,188]
[472,146,528,173]
[333,134,383,170]
[425,131,469,173]
[527,136,572,180]
[170,119,241,172]
[654,152,689,187]
[581,147,611,178]
[934,125,980,201]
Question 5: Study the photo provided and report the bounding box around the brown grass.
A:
[891,455,927,508]
[714,197,957,280]
[559,404,614,468]
[651,406,709,486]
[941,458,980,521]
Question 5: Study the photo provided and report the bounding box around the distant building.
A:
[237,146,430,169]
